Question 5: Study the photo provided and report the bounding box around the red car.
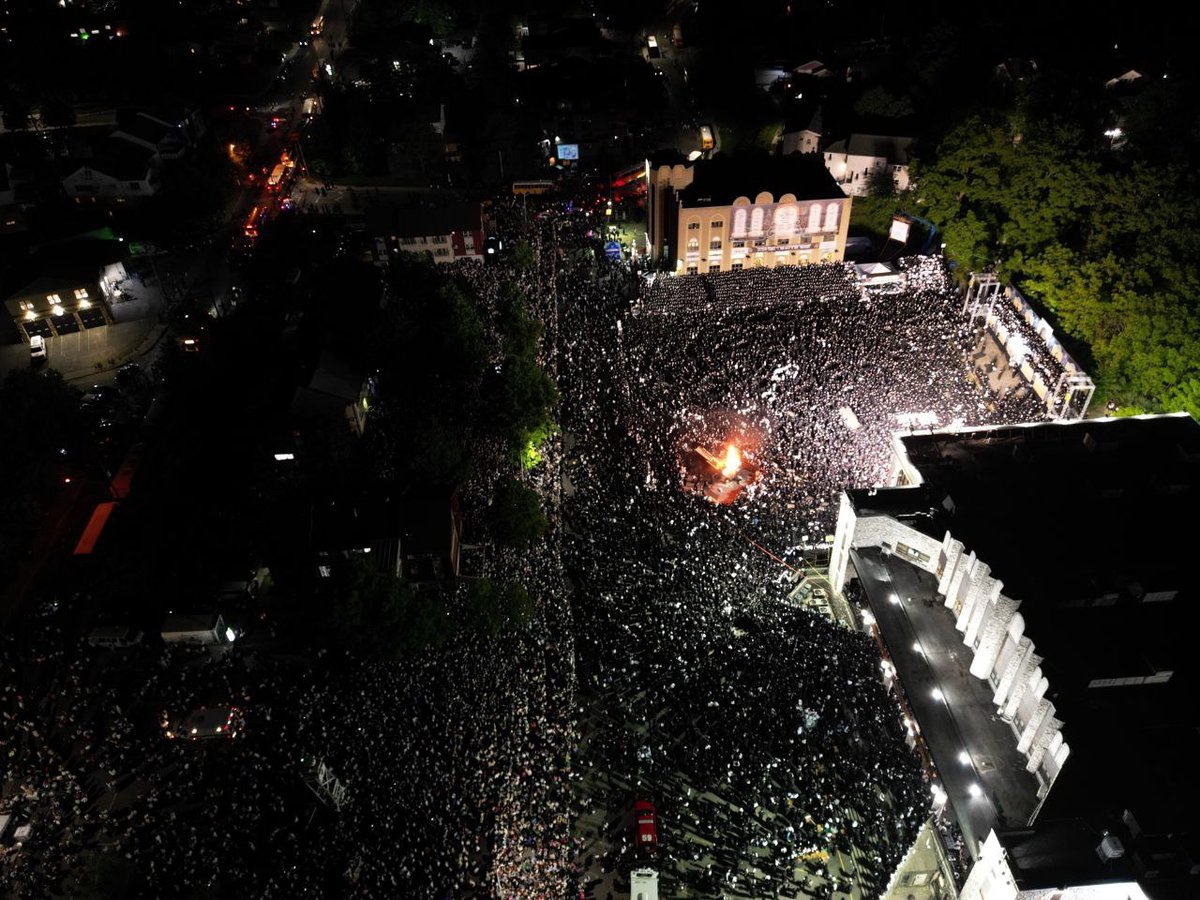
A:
[634,800,658,852]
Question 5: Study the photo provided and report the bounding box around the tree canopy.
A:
[914,114,1200,416]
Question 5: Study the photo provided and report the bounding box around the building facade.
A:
[823,134,914,197]
[647,152,851,274]
[370,203,485,265]
[831,414,1200,900]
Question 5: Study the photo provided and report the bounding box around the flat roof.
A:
[849,414,1200,845]
[677,151,844,207]
[367,202,482,238]
[161,613,221,633]
[853,546,1040,858]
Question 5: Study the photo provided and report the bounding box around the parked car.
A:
[29,335,47,362]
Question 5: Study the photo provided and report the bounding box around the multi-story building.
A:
[369,202,485,264]
[830,414,1200,900]
[647,151,851,274]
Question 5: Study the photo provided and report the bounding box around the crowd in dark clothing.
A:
[1,198,1050,900]
[553,244,1047,897]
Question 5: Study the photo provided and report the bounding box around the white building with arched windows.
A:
[646,151,851,274]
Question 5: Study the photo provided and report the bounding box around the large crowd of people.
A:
[1,196,1052,900]
[555,245,1049,897]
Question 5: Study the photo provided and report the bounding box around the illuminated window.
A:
[732,208,747,237]
[749,207,764,236]
[774,204,797,238]
[686,237,700,253]
[807,204,822,232]
[46,293,62,304]
[74,288,89,300]
[823,201,839,232]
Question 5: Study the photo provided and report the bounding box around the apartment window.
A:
[710,219,724,230]
[731,263,743,270]
[74,288,89,300]
[434,248,450,257]
[776,237,790,245]
[432,235,448,244]
[753,238,766,247]
[46,293,62,304]
[709,264,720,272]
[686,266,698,274]
[687,220,701,230]
[709,238,722,251]
[732,240,745,249]
[687,237,700,253]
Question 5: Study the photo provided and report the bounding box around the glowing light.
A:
[721,443,742,478]
[52,305,64,317]
[958,750,971,764]
[931,687,945,701]
[968,783,982,798]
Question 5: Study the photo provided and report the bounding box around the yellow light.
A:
[25,310,36,320]
[52,305,64,317]
[79,299,92,309]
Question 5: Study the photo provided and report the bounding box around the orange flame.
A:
[721,443,742,478]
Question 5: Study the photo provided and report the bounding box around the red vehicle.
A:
[634,800,658,852]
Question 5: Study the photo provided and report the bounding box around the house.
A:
[822,133,913,196]
[398,491,463,588]
[3,235,127,342]
[112,112,188,160]
[289,349,375,436]
[62,138,159,201]
[312,491,462,590]
[780,108,824,155]
[369,202,486,264]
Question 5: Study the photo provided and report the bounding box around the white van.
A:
[29,335,47,361]
[86,625,144,648]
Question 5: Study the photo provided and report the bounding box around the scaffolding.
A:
[300,756,349,811]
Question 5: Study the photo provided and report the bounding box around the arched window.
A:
[710,218,724,231]
[750,207,764,236]
[687,237,699,253]
[732,208,747,237]
[774,204,797,238]
[806,203,822,233]
[823,201,839,232]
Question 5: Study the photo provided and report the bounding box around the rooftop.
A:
[825,133,914,164]
[677,152,844,207]
[367,202,482,239]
